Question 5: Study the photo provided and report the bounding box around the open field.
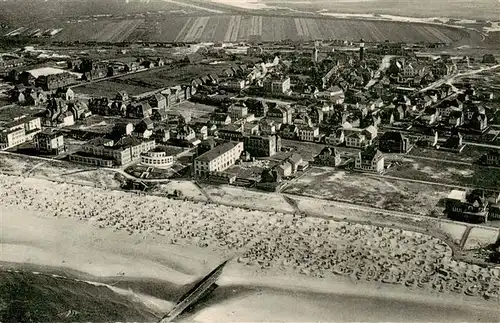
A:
[203,184,296,213]
[464,227,499,250]
[438,222,468,246]
[37,15,470,44]
[407,146,494,164]
[73,63,231,98]
[0,153,121,188]
[386,156,500,190]
[283,167,449,216]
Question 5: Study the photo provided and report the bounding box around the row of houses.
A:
[88,88,190,118]
[445,189,500,223]
[313,145,385,173]
[69,135,156,167]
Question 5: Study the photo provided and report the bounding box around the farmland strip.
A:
[200,16,219,42]
[250,16,257,36]
[224,16,235,42]
[116,20,143,43]
[294,18,303,37]
[174,17,194,42]
[213,16,229,42]
[193,16,210,42]
[231,15,242,42]
[258,16,263,36]
[184,17,202,42]
[106,20,133,42]
[305,18,321,40]
[255,16,261,36]
[238,15,251,40]
[92,22,110,41]
[300,18,310,40]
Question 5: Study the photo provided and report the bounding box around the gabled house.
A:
[281,124,299,140]
[420,107,439,125]
[448,110,464,127]
[43,98,75,128]
[298,125,319,142]
[149,93,167,111]
[191,122,209,140]
[210,113,231,126]
[259,119,276,135]
[127,102,152,119]
[287,153,307,173]
[116,91,130,103]
[345,132,367,148]
[355,146,384,173]
[152,109,168,122]
[228,103,248,121]
[153,127,170,143]
[175,124,196,142]
[314,147,341,167]
[325,128,345,146]
[378,131,410,153]
[68,100,91,121]
[134,118,154,139]
[482,150,500,167]
[267,103,293,124]
[440,131,465,152]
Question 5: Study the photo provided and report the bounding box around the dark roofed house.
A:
[153,127,170,143]
[378,131,410,153]
[314,147,341,167]
[134,117,154,139]
[355,146,384,173]
[287,153,307,173]
[127,101,152,119]
[197,137,218,156]
[210,113,231,126]
[482,150,500,167]
[149,93,167,110]
[445,189,489,223]
[440,131,465,153]
[218,124,244,141]
[116,91,130,103]
[152,109,168,122]
[467,111,488,132]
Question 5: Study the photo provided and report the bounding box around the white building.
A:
[228,103,248,121]
[298,125,319,142]
[141,148,175,168]
[0,116,41,150]
[194,141,244,177]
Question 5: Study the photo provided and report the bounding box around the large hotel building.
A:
[194,141,244,177]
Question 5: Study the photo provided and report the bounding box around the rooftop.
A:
[27,67,81,79]
[196,141,242,162]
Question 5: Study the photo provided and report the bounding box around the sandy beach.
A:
[1,173,499,321]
